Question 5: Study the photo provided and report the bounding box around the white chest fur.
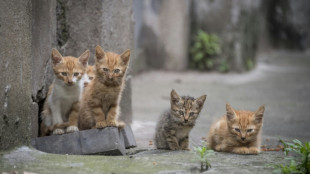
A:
[79,73,90,99]
[48,79,81,123]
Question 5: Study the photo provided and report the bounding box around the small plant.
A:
[246,58,254,70]
[270,139,310,174]
[190,30,221,71]
[218,59,229,73]
[193,142,214,172]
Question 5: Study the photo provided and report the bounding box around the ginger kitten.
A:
[155,90,207,150]
[79,45,130,130]
[40,49,89,136]
[207,104,265,154]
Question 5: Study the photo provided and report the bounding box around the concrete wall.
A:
[134,0,190,72]
[0,0,33,150]
[191,0,261,72]
[261,0,310,50]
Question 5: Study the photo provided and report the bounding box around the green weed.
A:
[190,30,221,71]
[193,142,214,171]
[270,139,310,174]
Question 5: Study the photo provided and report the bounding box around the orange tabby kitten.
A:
[79,45,130,130]
[40,49,89,136]
[207,104,265,154]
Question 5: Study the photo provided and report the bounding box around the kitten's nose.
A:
[184,119,188,123]
[241,137,246,141]
[67,81,73,85]
[84,82,88,87]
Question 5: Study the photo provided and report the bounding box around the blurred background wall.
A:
[133,0,310,73]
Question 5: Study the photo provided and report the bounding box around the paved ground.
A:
[1,50,310,174]
[131,50,310,148]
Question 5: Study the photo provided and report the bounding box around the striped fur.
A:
[155,89,206,150]
[78,45,130,130]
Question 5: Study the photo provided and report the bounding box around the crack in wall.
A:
[3,85,11,125]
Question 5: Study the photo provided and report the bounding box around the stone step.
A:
[31,125,136,155]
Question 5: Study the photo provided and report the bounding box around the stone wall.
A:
[134,0,190,72]
[262,0,310,50]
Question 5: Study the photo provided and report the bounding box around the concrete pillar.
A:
[134,0,190,71]
[0,0,33,150]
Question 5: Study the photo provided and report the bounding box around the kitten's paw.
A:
[106,121,117,127]
[66,126,79,133]
[214,145,222,152]
[117,121,126,129]
[96,121,107,129]
[53,128,64,135]
[233,147,253,154]
[248,147,259,154]
[182,148,191,151]
[168,146,179,151]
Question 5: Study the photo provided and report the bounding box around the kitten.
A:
[79,45,130,130]
[79,65,95,97]
[207,103,265,154]
[40,48,89,136]
[155,90,206,150]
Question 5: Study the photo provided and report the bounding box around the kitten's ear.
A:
[120,49,131,64]
[95,45,105,61]
[226,103,236,120]
[51,48,63,66]
[254,105,265,122]
[195,95,207,108]
[78,50,90,67]
[170,89,181,105]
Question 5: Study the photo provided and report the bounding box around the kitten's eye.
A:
[179,111,184,115]
[103,68,109,72]
[247,129,253,133]
[73,72,79,76]
[61,72,67,76]
[114,69,120,73]
[189,112,195,116]
[234,128,241,132]
[89,77,94,80]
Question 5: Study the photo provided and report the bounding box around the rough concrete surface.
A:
[31,126,136,155]
[1,51,309,173]
[134,0,190,71]
[0,0,33,150]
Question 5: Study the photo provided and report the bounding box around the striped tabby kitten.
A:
[155,90,206,150]
[207,104,265,154]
